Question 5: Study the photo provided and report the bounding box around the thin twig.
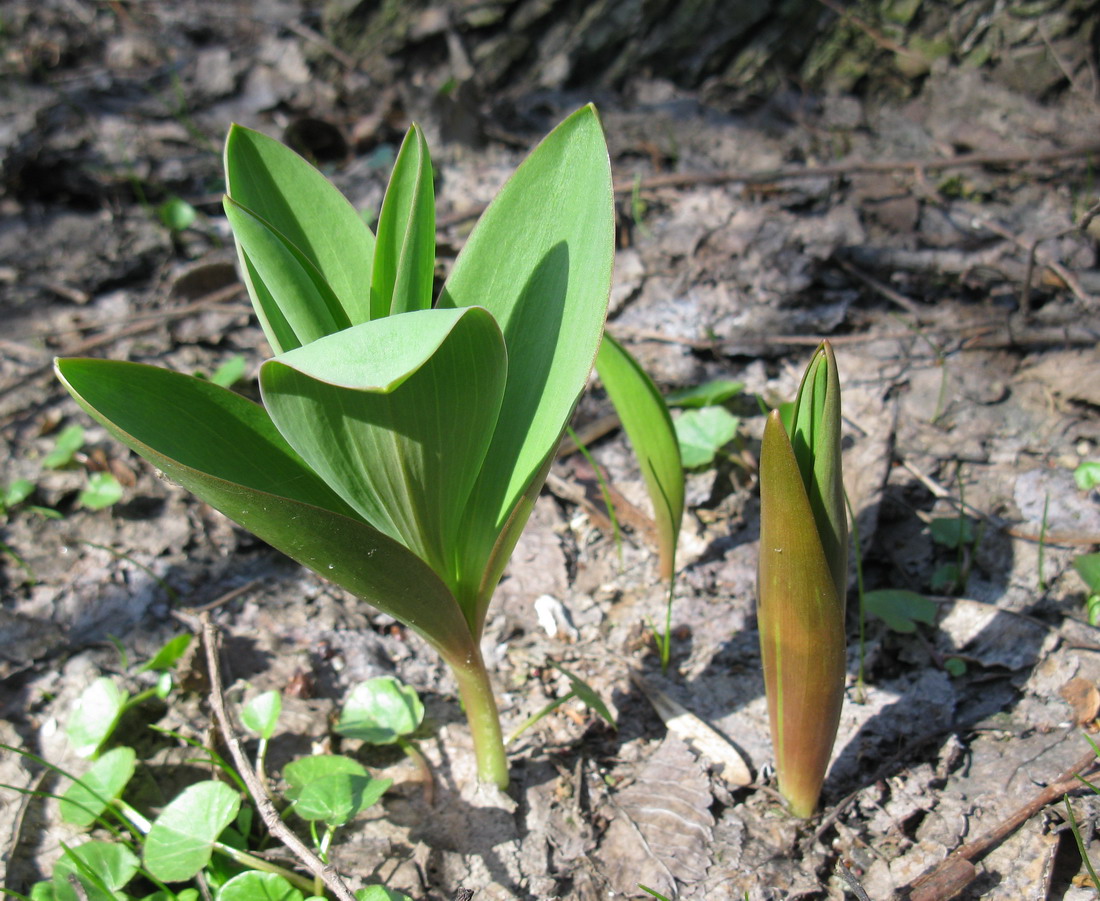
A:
[436,142,1100,229]
[907,748,1100,900]
[201,615,358,901]
[835,859,873,901]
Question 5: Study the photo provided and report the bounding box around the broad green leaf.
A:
[757,408,845,818]
[43,425,85,469]
[292,772,391,826]
[60,746,137,826]
[79,472,123,510]
[225,124,374,328]
[261,307,507,586]
[1075,553,1100,593]
[143,780,240,881]
[675,406,740,469]
[54,841,138,901]
[596,332,684,579]
[929,516,975,549]
[224,197,351,351]
[67,677,128,758]
[372,124,435,317]
[218,872,304,901]
[139,633,192,673]
[665,379,745,408]
[282,754,366,801]
[336,676,424,744]
[241,690,282,740]
[439,104,615,605]
[863,589,937,633]
[55,358,475,663]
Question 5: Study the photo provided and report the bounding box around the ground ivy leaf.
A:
[675,406,740,468]
[863,589,937,633]
[217,871,304,901]
[67,677,128,758]
[60,746,137,826]
[336,676,424,744]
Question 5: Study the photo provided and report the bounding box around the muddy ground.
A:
[2,2,1100,899]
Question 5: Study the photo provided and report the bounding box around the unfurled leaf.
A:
[54,841,138,901]
[139,633,192,673]
[337,677,424,744]
[282,754,366,801]
[675,406,740,469]
[1075,461,1100,491]
[43,425,85,469]
[218,872,303,901]
[143,780,240,881]
[596,332,684,580]
[60,747,137,826]
[79,472,123,510]
[67,677,128,758]
[864,589,937,633]
[283,754,389,826]
[241,690,282,740]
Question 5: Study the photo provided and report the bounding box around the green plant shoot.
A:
[757,340,847,818]
[55,106,615,789]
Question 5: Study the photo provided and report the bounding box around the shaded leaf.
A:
[864,589,937,633]
[929,516,975,549]
[439,104,615,615]
[292,772,391,826]
[596,332,684,580]
[282,755,366,801]
[139,634,192,673]
[54,841,138,901]
[665,379,744,409]
[1075,553,1100,593]
[597,737,713,899]
[43,425,85,469]
[79,472,123,510]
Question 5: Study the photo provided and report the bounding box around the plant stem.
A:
[446,644,509,790]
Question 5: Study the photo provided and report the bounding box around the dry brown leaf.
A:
[1060,676,1100,725]
[597,736,714,898]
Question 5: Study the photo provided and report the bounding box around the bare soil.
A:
[2,2,1100,899]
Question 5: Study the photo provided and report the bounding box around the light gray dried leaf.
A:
[597,736,714,898]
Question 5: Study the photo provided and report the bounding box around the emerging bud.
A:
[757,341,847,817]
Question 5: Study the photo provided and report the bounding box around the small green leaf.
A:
[3,478,35,509]
[929,516,975,549]
[282,754,366,801]
[931,562,961,591]
[139,633,192,673]
[43,425,85,469]
[863,589,937,633]
[944,657,967,677]
[217,872,304,901]
[1074,462,1100,491]
[356,888,412,901]
[60,746,137,826]
[675,406,740,469]
[53,841,139,901]
[79,472,123,510]
[552,664,616,729]
[30,880,56,901]
[1075,554,1100,594]
[336,677,424,744]
[292,772,392,826]
[665,379,745,409]
[210,355,247,388]
[158,196,197,232]
[67,677,129,757]
[241,690,282,740]
[143,780,241,881]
